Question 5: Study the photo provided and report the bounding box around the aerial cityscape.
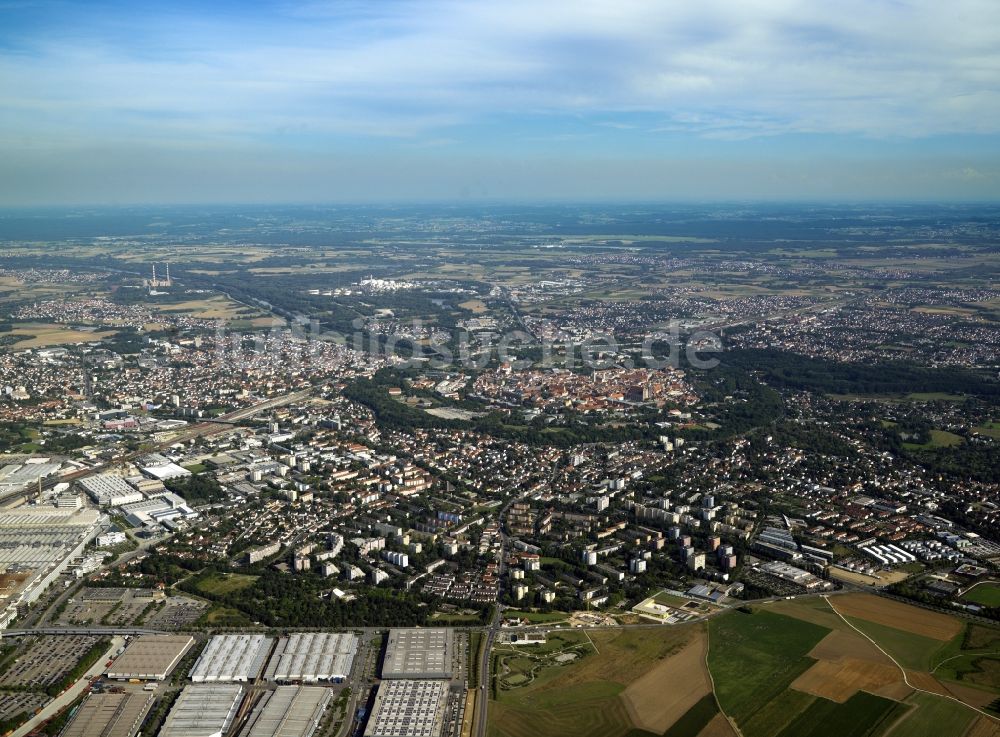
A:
[1,3,999,737]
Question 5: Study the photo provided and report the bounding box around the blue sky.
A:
[2,0,999,204]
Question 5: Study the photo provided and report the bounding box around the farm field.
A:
[5,323,116,348]
[886,692,977,737]
[708,596,1000,737]
[707,609,829,726]
[828,593,963,642]
[488,624,709,737]
[156,295,257,320]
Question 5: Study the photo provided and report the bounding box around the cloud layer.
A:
[2,0,999,203]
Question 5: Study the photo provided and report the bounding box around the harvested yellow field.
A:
[459,299,489,313]
[792,657,902,703]
[7,324,115,349]
[621,629,712,732]
[697,713,739,737]
[157,297,248,319]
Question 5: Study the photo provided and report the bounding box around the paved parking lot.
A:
[0,692,50,723]
[0,635,99,690]
[144,596,208,630]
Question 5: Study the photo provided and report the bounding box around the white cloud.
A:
[2,0,1000,145]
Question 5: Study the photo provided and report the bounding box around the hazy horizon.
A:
[3,0,1000,205]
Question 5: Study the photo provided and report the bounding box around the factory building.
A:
[363,680,448,737]
[382,629,453,680]
[106,635,195,681]
[265,632,359,683]
[238,686,331,737]
[159,684,243,737]
[78,474,144,507]
[0,506,101,629]
[191,634,272,683]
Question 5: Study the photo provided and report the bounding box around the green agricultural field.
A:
[708,609,830,725]
[774,691,908,737]
[740,688,817,737]
[963,583,1000,607]
[843,617,949,671]
[884,692,975,737]
[193,572,259,596]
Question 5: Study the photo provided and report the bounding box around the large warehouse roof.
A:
[106,635,194,681]
[238,686,331,737]
[382,629,452,680]
[160,684,243,737]
[265,632,359,683]
[191,634,272,683]
[61,691,154,737]
[363,680,447,737]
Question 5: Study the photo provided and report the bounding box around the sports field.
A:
[963,583,1000,608]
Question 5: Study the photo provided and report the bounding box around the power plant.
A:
[146,262,172,288]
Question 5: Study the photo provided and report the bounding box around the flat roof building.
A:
[106,635,194,681]
[363,680,447,737]
[60,691,154,737]
[382,629,452,680]
[238,686,331,737]
[191,634,272,683]
[160,684,243,737]
[78,474,144,507]
[265,632,359,683]
[0,506,100,628]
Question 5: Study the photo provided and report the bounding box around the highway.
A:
[473,486,533,737]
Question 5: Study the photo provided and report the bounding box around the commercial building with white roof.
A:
[238,686,331,737]
[264,632,359,683]
[77,474,144,507]
[363,680,447,737]
[382,629,453,680]
[191,634,272,683]
[120,492,198,530]
[159,684,243,737]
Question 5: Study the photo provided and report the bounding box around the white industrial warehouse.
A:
[382,629,453,680]
[160,684,243,737]
[77,474,144,507]
[238,686,331,737]
[191,634,272,683]
[363,680,448,737]
[265,632,359,683]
